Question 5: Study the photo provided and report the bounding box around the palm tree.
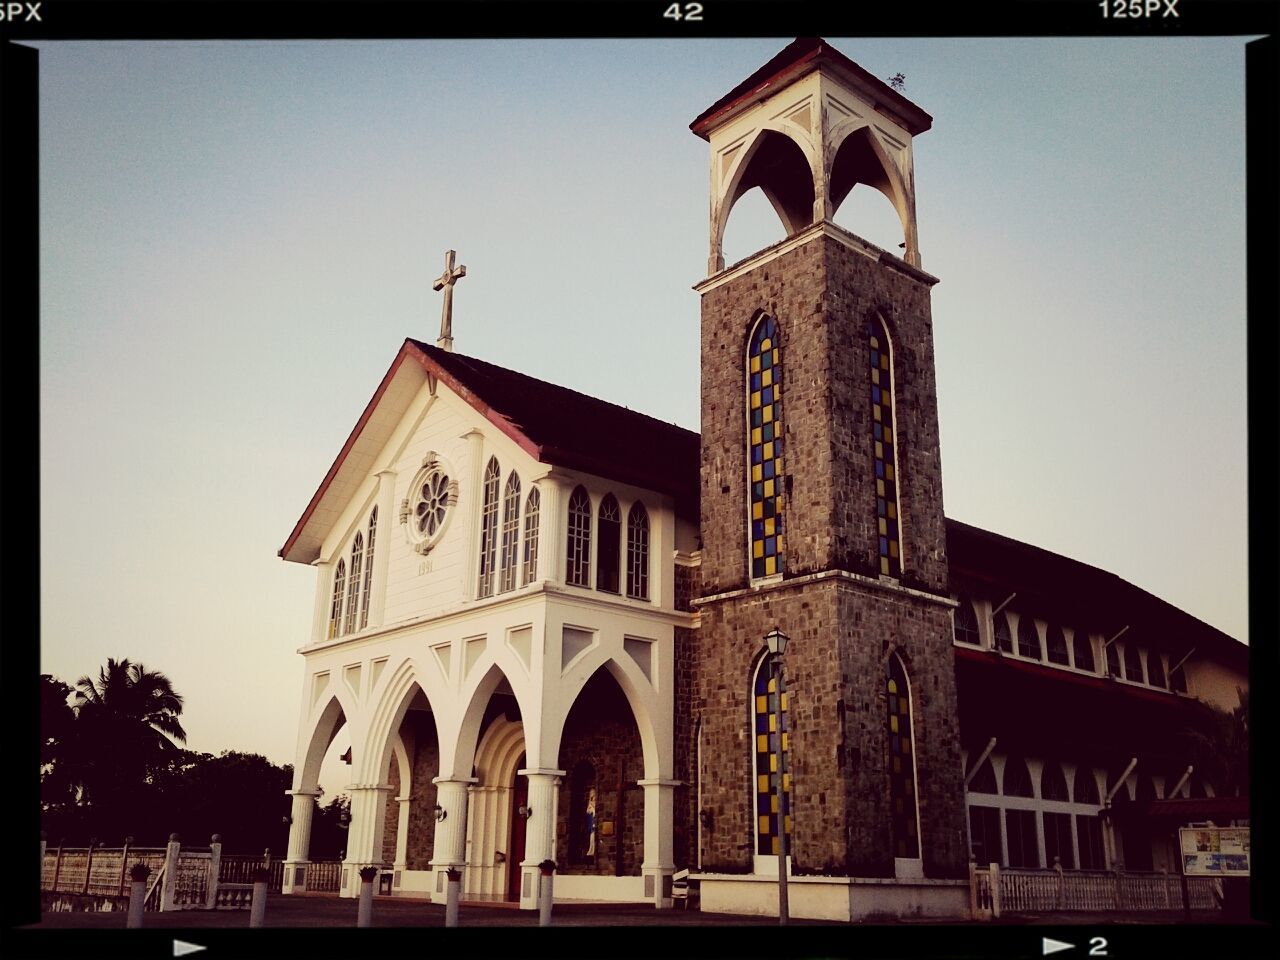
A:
[1180,687,1249,797]
[72,658,187,808]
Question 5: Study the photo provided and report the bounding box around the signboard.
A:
[1179,826,1250,877]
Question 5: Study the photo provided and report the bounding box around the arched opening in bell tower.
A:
[719,129,813,267]
[830,126,910,255]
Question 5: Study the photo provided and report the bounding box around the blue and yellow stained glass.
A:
[887,657,920,859]
[868,318,901,577]
[754,663,791,856]
[749,316,785,579]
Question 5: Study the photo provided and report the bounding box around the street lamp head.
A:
[765,627,790,657]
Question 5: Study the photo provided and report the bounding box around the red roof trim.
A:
[278,345,417,561]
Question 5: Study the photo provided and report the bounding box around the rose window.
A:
[416,470,450,538]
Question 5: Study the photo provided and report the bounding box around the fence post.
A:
[161,834,181,911]
[989,863,1001,919]
[357,866,378,927]
[127,864,151,929]
[207,835,222,910]
[52,842,63,893]
[1113,868,1123,911]
[445,867,461,928]
[249,868,270,927]
[83,840,96,895]
[538,860,556,927]
[118,837,133,897]
[1054,856,1065,910]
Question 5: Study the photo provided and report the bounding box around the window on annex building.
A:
[968,756,998,794]
[747,314,785,579]
[1044,812,1075,869]
[1072,629,1095,673]
[1046,624,1069,666]
[1002,756,1034,798]
[868,315,902,577]
[596,494,622,593]
[1170,661,1188,693]
[1105,641,1121,679]
[477,456,501,598]
[752,653,791,856]
[1077,815,1106,869]
[626,501,650,600]
[968,805,1003,866]
[1016,615,1041,660]
[1122,643,1144,683]
[1147,651,1167,689]
[499,472,521,594]
[995,612,1014,654]
[1040,761,1070,802]
[521,488,540,586]
[1005,809,1039,868]
[566,486,592,587]
[887,654,920,860]
[953,598,981,645]
[1072,767,1100,805]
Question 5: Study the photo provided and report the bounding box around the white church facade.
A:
[278,39,1247,921]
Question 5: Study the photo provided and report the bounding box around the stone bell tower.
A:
[689,39,969,891]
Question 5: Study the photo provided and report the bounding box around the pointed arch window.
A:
[1041,761,1070,801]
[994,612,1014,654]
[477,457,500,598]
[1046,624,1069,666]
[1072,629,1095,673]
[597,494,622,593]
[521,487,540,586]
[1002,756,1034,797]
[566,486,592,587]
[1147,651,1166,689]
[626,502,650,600]
[1073,766,1100,805]
[1016,615,1041,660]
[752,654,790,855]
[359,508,377,630]
[953,598,981,645]
[868,316,901,578]
[499,472,521,594]
[1122,643,1144,683]
[747,314,785,579]
[887,654,920,859]
[344,532,364,635]
[328,560,346,640]
[1105,641,1121,679]
[968,756,998,794]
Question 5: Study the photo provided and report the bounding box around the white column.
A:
[429,777,476,903]
[639,778,677,909]
[460,429,485,601]
[370,468,397,628]
[310,560,333,645]
[283,789,319,892]
[536,474,566,585]
[517,768,564,910]
[393,793,411,879]
[342,784,393,898]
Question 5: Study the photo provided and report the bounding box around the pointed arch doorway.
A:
[464,715,526,901]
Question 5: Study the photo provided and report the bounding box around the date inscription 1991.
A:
[1100,0,1179,16]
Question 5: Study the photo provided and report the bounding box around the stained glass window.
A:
[953,598,981,645]
[1046,624,1069,666]
[753,656,790,855]
[995,612,1014,654]
[499,472,521,594]
[344,532,363,635]
[597,494,621,593]
[477,457,500,598]
[328,560,345,640]
[521,488,540,586]
[747,315,785,579]
[887,655,920,859]
[626,502,649,600]
[1072,629,1095,673]
[566,486,591,587]
[359,508,376,630]
[1016,616,1041,660]
[868,316,901,578]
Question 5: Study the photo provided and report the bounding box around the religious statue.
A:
[585,787,597,859]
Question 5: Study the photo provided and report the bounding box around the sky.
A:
[35,37,1251,803]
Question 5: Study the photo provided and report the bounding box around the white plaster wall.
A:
[696,875,968,922]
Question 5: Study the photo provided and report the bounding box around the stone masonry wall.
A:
[377,711,440,872]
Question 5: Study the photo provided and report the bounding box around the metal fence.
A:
[970,861,1222,917]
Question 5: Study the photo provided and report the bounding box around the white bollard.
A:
[126,864,150,929]
[445,868,461,928]
[357,867,377,927]
[249,869,269,928]
[538,860,555,927]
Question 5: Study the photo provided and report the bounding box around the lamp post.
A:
[765,627,790,926]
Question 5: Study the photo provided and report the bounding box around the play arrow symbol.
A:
[173,941,207,957]
[1042,937,1074,956]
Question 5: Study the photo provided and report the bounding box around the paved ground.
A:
[25,893,1235,929]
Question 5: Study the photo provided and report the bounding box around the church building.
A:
[277,39,1247,921]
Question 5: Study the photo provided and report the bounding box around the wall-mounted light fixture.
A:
[434,805,447,823]
[517,805,533,820]
[699,809,714,831]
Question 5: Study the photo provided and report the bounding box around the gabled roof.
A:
[279,339,699,564]
[690,37,933,140]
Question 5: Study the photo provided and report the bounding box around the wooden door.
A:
[507,754,527,901]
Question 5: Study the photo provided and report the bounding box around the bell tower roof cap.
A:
[690,37,933,140]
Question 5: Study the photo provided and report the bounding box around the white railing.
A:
[970,861,1224,918]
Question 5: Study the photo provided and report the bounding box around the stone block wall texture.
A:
[379,710,440,871]
[693,230,966,879]
[555,671,645,876]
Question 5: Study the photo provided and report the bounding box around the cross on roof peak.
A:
[432,249,466,352]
